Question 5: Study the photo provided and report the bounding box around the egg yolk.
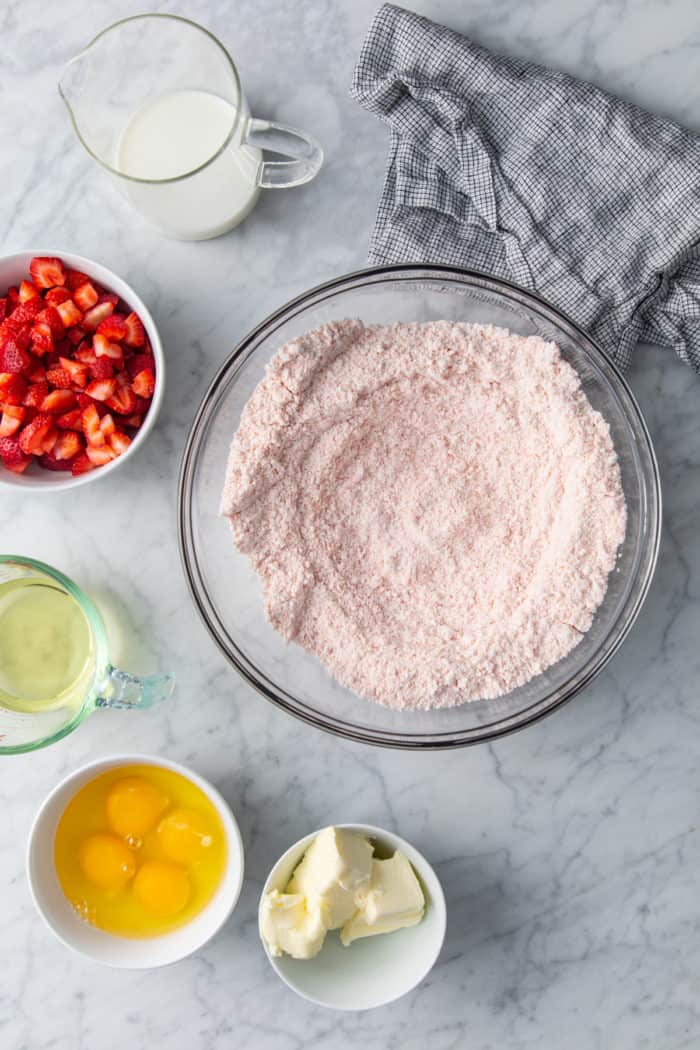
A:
[133,861,191,917]
[79,834,136,891]
[106,776,169,838]
[157,807,215,865]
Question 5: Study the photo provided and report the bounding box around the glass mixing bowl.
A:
[178,265,661,749]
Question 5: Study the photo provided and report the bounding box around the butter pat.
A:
[341,851,425,946]
[287,826,373,929]
[260,890,326,959]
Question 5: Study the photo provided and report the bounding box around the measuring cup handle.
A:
[244,117,324,189]
[95,666,175,710]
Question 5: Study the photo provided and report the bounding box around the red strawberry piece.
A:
[0,373,27,405]
[71,451,95,475]
[82,404,105,446]
[53,430,83,461]
[31,322,54,356]
[10,298,45,326]
[29,257,67,290]
[65,270,92,292]
[98,293,119,307]
[83,302,114,330]
[96,314,128,341]
[56,408,83,431]
[99,412,116,437]
[0,405,25,437]
[126,353,154,379]
[44,287,72,306]
[18,412,55,454]
[132,368,155,399]
[56,300,83,328]
[88,357,114,381]
[0,337,31,374]
[122,413,144,430]
[86,444,114,466]
[45,367,73,390]
[74,346,97,365]
[27,362,46,383]
[37,305,64,336]
[38,451,74,471]
[123,311,145,347]
[105,380,137,416]
[67,324,87,346]
[85,378,116,402]
[0,299,6,323]
[109,430,132,456]
[58,357,88,388]
[73,282,99,312]
[6,287,19,309]
[22,380,48,408]
[41,389,76,414]
[93,334,123,362]
[0,436,31,473]
[76,392,104,414]
[19,280,40,303]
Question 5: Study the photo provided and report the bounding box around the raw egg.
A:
[54,763,227,937]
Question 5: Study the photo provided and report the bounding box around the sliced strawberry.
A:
[10,298,45,326]
[96,314,128,342]
[23,380,48,408]
[45,367,72,389]
[6,287,19,310]
[0,337,31,374]
[109,430,132,456]
[83,302,114,330]
[76,392,104,414]
[65,270,92,292]
[38,451,74,471]
[27,362,46,383]
[88,357,114,381]
[0,374,28,405]
[132,368,155,398]
[71,451,94,476]
[98,292,119,307]
[0,299,6,323]
[0,405,25,436]
[53,430,83,461]
[58,357,88,388]
[56,408,83,431]
[126,353,154,379]
[0,435,31,473]
[123,311,145,347]
[30,322,54,356]
[93,334,123,362]
[18,280,40,303]
[122,413,144,430]
[67,324,87,346]
[56,300,83,328]
[99,412,115,437]
[105,380,137,415]
[40,426,58,454]
[37,305,64,336]
[82,404,105,446]
[85,378,116,402]
[86,444,114,466]
[74,345,96,365]
[18,412,55,454]
[41,389,75,415]
[29,257,66,290]
[73,282,99,311]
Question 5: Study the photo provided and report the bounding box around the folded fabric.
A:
[351,3,700,373]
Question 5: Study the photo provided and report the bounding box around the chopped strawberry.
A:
[71,451,94,476]
[96,314,128,341]
[40,427,58,454]
[86,444,114,466]
[126,353,154,379]
[0,373,27,405]
[53,430,83,461]
[56,300,83,328]
[99,412,115,437]
[58,356,88,388]
[109,430,132,456]
[105,378,137,415]
[93,334,123,362]
[23,380,48,408]
[65,270,92,291]
[31,322,54,356]
[18,280,39,303]
[6,287,19,309]
[38,451,74,471]
[0,337,31,374]
[89,357,114,381]
[74,345,96,365]
[67,324,87,345]
[132,368,155,398]
[27,362,46,383]
[45,367,73,389]
[98,292,119,307]
[29,257,67,290]
[123,311,145,347]
[10,298,45,326]
[83,302,114,330]
[0,405,25,436]
[85,378,116,402]
[37,305,64,336]
[41,389,76,415]
[56,408,83,431]
[122,413,144,430]
[0,436,31,473]
[76,392,104,413]
[18,412,55,454]
[82,404,105,446]
[73,282,99,311]
[0,299,6,323]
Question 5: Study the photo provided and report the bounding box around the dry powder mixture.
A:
[221,321,627,710]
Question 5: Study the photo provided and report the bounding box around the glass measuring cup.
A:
[58,14,324,241]
[0,556,175,755]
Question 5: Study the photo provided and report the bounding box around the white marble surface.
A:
[1,0,699,1046]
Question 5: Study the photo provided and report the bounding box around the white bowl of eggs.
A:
[26,753,244,968]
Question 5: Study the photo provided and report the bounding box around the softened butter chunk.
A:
[341,851,425,946]
[287,826,373,929]
[260,890,327,960]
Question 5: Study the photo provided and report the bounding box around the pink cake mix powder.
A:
[221,320,627,710]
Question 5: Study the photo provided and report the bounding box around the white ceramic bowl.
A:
[27,753,244,968]
[0,249,164,492]
[259,823,446,1010]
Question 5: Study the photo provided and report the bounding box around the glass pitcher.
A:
[58,14,324,240]
[0,556,175,755]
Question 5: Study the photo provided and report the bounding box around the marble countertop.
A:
[2,0,700,1047]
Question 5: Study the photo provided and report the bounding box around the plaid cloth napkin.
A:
[351,3,700,373]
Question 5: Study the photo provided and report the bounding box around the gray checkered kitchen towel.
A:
[351,3,700,373]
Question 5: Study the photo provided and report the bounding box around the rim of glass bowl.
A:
[177,264,662,750]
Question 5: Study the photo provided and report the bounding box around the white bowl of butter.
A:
[258,824,446,1010]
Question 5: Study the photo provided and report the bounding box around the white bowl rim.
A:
[26,752,245,968]
[0,248,164,492]
[258,822,447,1011]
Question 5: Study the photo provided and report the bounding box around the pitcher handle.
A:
[244,117,324,189]
[95,665,175,710]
